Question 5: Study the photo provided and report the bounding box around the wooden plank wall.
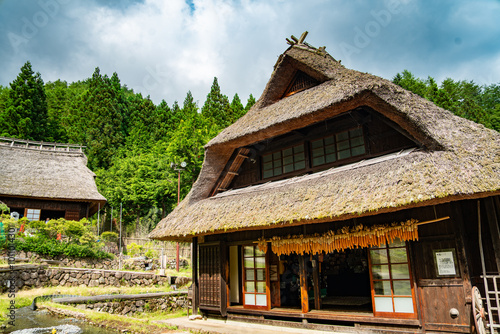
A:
[199,244,221,310]
[412,204,471,333]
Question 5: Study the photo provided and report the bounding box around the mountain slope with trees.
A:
[0,61,498,236]
[0,61,255,236]
[392,70,499,132]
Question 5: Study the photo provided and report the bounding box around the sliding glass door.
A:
[242,245,269,309]
[369,239,417,318]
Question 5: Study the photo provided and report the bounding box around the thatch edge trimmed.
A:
[150,190,500,242]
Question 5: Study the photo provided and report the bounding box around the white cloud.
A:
[0,0,499,105]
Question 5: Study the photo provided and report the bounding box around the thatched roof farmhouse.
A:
[151,39,499,242]
[0,137,106,221]
[150,34,500,333]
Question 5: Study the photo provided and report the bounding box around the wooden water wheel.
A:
[472,286,487,334]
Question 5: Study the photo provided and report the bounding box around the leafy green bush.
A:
[14,236,113,259]
[79,232,97,246]
[100,231,118,243]
[28,218,88,241]
[65,219,86,241]
[127,242,143,256]
[0,203,10,214]
[145,248,158,258]
[0,214,28,249]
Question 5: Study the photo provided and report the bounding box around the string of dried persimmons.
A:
[257,219,419,256]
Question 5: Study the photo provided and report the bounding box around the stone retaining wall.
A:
[59,291,190,316]
[0,265,190,293]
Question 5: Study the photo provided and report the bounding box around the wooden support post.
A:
[485,198,500,272]
[312,258,321,310]
[220,241,228,317]
[191,237,199,315]
[451,201,473,305]
[299,255,309,313]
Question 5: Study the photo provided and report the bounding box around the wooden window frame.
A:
[241,244,270,310]
[310,126,366,168]
[368,240,418,319]
[282,71,319,98]
[24,208,41,221]
[262,143,306,179]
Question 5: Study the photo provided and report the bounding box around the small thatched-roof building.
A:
[0,137,106,221]
[150,34,500,333]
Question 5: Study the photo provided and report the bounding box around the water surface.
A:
[2,307,117,334]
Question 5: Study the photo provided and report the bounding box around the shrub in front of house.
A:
[13,236,113,259]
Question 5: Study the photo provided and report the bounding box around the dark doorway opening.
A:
[40,209,65,221]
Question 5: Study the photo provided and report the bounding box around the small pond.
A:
[1,307,118,334]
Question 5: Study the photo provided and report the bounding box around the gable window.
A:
[262,144,306,179]
[283,71,319,98]
[311,127,366,167]
[25,208,41,221]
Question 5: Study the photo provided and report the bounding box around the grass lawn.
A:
[0,284,185,324]
[41,301,184,333]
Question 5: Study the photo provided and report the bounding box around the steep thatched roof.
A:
[0,137,106,205]
[150,40,500,242]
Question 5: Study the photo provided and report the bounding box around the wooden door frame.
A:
[368,240,418,319]
[241,244,270,310]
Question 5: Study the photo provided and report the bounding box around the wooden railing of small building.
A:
[0,137,85,152]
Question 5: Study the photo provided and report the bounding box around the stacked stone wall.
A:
[68,292,190,316]
[0,265,193,293]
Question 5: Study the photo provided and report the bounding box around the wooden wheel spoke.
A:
[472,286,487,334]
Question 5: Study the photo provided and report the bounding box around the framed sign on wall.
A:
[433,249,459,277]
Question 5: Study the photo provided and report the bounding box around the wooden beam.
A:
[192,237,199,315]
[484,197,500,272]
[416,216,450,226]
[451,201,473,306]
[220,240,228,316]
[298,31,308,44]
[299,255,309,313]
[210,147,250,197]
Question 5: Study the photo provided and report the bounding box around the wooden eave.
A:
[152,190,500,243]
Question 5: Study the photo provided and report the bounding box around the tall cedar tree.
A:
[125,93,158,152]
[229,93,245,123]
[45,79,71,142]
[70,68,125,169]
[0,61,49,140]
[166,91,207,189]
[0,86,9,117]
[201,77,231,137]
[245,94,256,112]
[154,99,173,142]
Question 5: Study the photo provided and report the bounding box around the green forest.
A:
[0,61,498,236]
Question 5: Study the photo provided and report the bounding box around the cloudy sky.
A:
[0,0,499,105]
